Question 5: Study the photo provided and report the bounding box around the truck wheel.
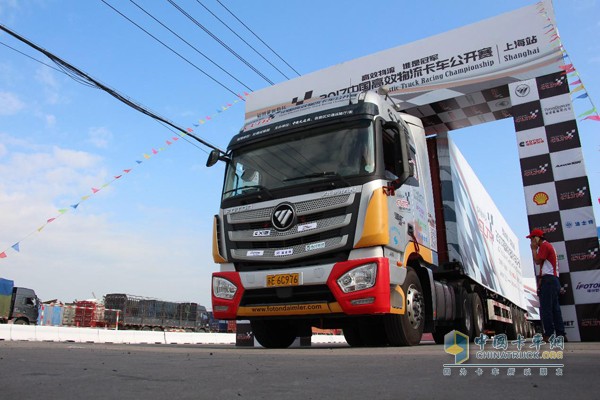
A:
[13,318,28,325]
[469,292,484,339]
[342,324,363,347]
[251,320,297,349]
[432,327,452,344]
[384,267,425,346]
[455,289,473,339]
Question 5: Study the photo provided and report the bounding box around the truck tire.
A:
[343,324,363,347]
[384,267,425,346]
[469,292,484,339]
[13,318,28,325]
[506,306,518,340]
[455,289,473,339]
[251,319,297,349]
[432,327,452,344]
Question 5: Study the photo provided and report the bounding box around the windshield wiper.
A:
[223,184,273,199]
[283,171,350,186]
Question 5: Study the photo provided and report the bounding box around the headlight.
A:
[213,277,237,300]
[337,263,377,293]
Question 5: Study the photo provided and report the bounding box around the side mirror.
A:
[206,149,224,167]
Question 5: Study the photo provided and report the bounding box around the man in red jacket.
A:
[527,228,566,341]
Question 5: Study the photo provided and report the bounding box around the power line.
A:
[166,0,275,86]
[195,0,290,80]
[128,0,253,92]
[0,22,226,154]
[99,0,243,100]
[0,41,67,76]
[215,0,300,77]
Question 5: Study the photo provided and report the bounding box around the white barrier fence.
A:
[0,324,347,346]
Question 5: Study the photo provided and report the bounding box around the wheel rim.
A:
[406,284,424,329]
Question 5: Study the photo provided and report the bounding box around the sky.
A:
[0,0,598,308]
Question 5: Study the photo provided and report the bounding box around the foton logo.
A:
[523,163,549,177]
[514,109,540,123]
[559,186,587,201]
[533,192,549,205]
[571,248,598,262]
[550,129,575,143]
[519,138,544,147]
[575,281,600,293]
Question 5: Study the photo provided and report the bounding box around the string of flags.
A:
[0,93,250,261]
[536,1,599,122]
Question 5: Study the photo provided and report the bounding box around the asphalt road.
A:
[0,340,597,399]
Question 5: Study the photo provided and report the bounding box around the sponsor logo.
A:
[555,160,581,168]
[535,222,560,235]
[271,203,296,231]
[519,138,544,147]
[575,281,600,293]
[543,103,572,116]
[246,250,264,257]
[523,163,549,177]
[533,192,549,205]
[297,222,317,232]
[549,129,575,143]
[514,84,531,97]
[570,247,598,262]
[540,78,565,91]
[559,186,587,201]
[581,318,600,327]
[514,109,540,123]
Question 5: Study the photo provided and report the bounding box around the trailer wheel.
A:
[455,289,473,339]
[469,292,484,339]
[251,320,297,349]
[384,267,425,346]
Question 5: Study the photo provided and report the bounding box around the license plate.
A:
[266,273,300,287]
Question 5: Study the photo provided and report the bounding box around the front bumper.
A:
[211,257,396,319]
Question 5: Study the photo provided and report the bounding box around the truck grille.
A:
[239,285,335,306]
[224,191,360,267]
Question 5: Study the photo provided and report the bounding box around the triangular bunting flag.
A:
[0,252,6,259]
[58,208,68,214]
[186,128,193,133]
[136,160,142,164]
[114,175,122,179]
[71,203,80,209]
[206,116,211,120]
[166,140,172,145]
[576,93,589,99]
[12,243,20,252]
[583,115,600,121]
[91,188,100,194]
[101,183,109,188]
[124,169,132,173]
[47,218,56,223]
[37,225,45,232]
[577,108,596,118]
[152,149,158,154]
[571,85,585,94]
[172,137,179,141]
[569,79,581,86]
[143,154,151,159]
[199,119,205,124]
[81,195,91,201]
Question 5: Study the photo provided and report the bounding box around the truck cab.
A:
[209,91,438,347]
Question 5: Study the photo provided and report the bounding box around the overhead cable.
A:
[128,0,253,91]
[167,0,275,85]
[195,0,290,80]
[100,0,243,99]
[0,23,226,154]
[215,0,300,77]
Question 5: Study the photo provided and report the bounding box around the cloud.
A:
[88,127,113,149]
[0,91,25,115]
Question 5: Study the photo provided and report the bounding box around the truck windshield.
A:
[223,119,374,199]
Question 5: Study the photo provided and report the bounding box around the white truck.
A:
[207,88,534,347]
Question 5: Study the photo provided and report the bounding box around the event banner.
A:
[509,71,600,342]
[245,0,562,121]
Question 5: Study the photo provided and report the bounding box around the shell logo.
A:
[533,192,549,205]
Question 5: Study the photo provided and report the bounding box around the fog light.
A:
[213,276,237,300]
[337,263,377,293]
[350,297,375,305]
